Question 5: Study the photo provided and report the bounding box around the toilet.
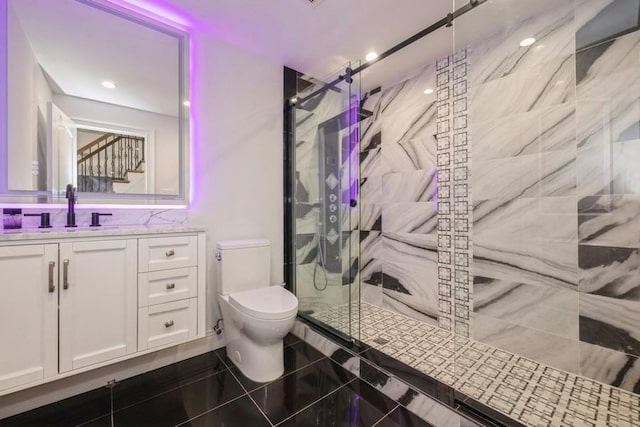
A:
[216,239,298,382]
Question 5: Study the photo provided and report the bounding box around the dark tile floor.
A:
[0,335,434,427]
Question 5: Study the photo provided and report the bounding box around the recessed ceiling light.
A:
[520,37,536,47]
[423,88,434,95]
[101,80,116,89]
[365,51,379,62]
[183,100,190,107]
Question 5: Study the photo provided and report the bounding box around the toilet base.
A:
[226,337,284,382]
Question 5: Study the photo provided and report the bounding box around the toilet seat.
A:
[228,286,298,320]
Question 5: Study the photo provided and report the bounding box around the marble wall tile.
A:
[382,169,438,203]
[295,203,319,234]
[469,0,575,86]
[474,276,578,339]
[539,149,577,196]
[579,341,640,394]
[578,194,640,247]
[473,104,576,161]
[360,203,382,231]
[473,197,578,243]
[382,202,438,235]
[361,283,383,306]
[579,244,640,297]
[576,30,640,149]
[574,0,637,48]
[473,237,578,290]
[360,231,382,286]
[473,155,540,201]
[579,292,640,357]
[360,146,389,179]
[379,63,438,173]
[471,54,576,124]
[382,289,439,326]
[296,233,318,265]
[472,314,580,374]
[577,139,640,197]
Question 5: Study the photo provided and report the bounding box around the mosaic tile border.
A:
[310,303,640,427]
[436,50,473,336]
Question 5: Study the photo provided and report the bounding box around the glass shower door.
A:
[290,64,361,342]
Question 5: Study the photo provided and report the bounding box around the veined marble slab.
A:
[473,196,577,243]
[579,244,640,298]
[379,63,438,173]
[577,139,640,197]
[579,292,640,357]
[473,276,578,339]
[473,237,578,290]
[579,194,640,247]
[471,54,575,124]
[473,150,576,201]
[469,0,575,86]
[473,104,576,161]
[382,288,439,326]
[382,169,438,203]
[382,202,438,235]
[579,341,640,394]
[382,232,438,302]
[360,231,382,285]
[0,223,204,242]
[472,313,580,374]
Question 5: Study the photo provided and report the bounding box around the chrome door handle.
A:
[165,320,174,328]
[48,261,56,293]
[63,259,70,290]
[165,250,175,257]
[166,283,175,290]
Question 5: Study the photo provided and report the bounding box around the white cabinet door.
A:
[0,244,58,391]
[59,239,137,372]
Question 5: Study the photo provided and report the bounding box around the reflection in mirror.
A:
[3,0,188,202]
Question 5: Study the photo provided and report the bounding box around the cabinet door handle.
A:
[165,250,175,257]
[63,259,70,290]
[48,261,56,293]
[165,320,174,328]
[166,283,175,290]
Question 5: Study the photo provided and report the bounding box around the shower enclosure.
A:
[285,0,640,424]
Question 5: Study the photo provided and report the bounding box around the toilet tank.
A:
[217,239,271,295]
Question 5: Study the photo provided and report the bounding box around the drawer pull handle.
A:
[165,250,175,257]
[48,261,56,293]
[166,283,175,290]
[165,320,174,328]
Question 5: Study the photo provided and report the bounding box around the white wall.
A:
[188,31,284,329]
[0,31,284,420]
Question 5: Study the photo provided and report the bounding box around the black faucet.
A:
[65,184,77,228]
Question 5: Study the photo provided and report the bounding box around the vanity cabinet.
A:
[0,244,58,391]
[0,228,206,396]
[58,240,137,373]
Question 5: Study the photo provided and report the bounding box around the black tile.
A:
[278,379,398,426]
[373,406,434,427]
[106,369,244,427]
[112,351,227,411]
[360,349,453,405]
[249,357,357,424]
[179,396,270,427]
[1,387,111,427]
[284,333,302,347]
[218,341,326,392]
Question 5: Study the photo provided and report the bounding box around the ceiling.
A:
[8,0,564,113]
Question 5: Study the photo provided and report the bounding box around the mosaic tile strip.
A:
[311,303,640,427]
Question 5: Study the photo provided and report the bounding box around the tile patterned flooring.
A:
[0,335,435,427]
[311,302,640,427]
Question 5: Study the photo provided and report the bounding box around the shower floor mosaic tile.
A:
[310,302,640,427]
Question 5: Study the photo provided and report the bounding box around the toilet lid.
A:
[229,286,298,320]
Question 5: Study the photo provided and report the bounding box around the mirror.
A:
[1,0,189,203]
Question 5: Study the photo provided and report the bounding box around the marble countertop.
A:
[0,224,207,242]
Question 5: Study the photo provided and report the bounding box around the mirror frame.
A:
[0,0,190,206]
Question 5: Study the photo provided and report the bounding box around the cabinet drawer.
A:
[138,267,197,307]
[139,236,197,272]
[138,299,197,350]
